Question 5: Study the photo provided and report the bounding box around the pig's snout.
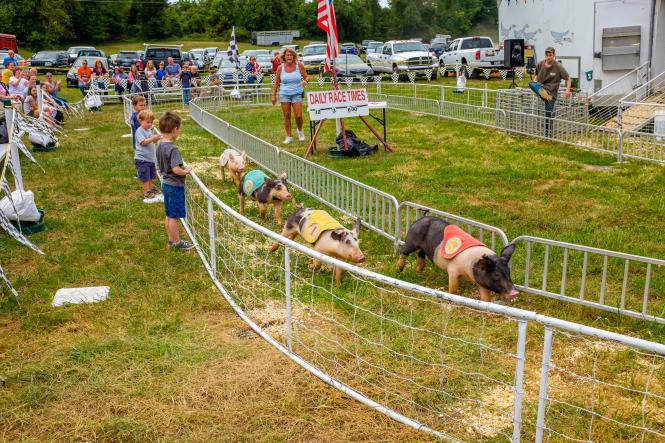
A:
[504,288,519,301]
[354,254,365,263]
[284,193,293,200]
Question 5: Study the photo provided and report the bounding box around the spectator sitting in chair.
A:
[164,57,181,87]
[8,68,28,101]
[44,72,68,108]
[92,60,108,95]
[3,50,17,68]
[144,60,157,80]
[23,85,55,124]
[77,59,93,96]
[245,56,261,84]
[127,64,140,91]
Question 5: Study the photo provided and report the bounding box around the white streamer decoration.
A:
[483,69,491,79]
[344,77,352,88]
[374,75,382,85]
[465,64,474,77]
[147,79,158,89]
[425,69,433,81]
[0,263,19,300]
[360,76,367,87]
[270,74,277,85]
[407,71,416,83]
[500,69,509,80]
[0,209,44,255]
[318,75,325,86]
[391,72,400,83]
[256,72,264,84]
[161,79,169,88]
[438,66,447,77]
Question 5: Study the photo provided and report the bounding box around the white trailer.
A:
[252,30,300,46]
[498,0,665,96]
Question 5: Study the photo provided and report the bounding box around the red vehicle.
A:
[0,34,18,52]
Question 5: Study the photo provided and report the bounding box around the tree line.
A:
[0,0,497,50]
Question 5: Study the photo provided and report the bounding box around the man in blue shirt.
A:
[164,56,181,87]
[3,50,17,68]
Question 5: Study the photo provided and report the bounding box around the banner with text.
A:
[307,89,369,121]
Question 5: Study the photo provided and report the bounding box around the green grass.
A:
[2,70,664,441]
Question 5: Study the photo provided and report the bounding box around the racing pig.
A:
[238,169,292,225]
[396,214,519,302]
[270,206,365,285]
[219,148,246,186]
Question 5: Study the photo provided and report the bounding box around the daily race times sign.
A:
[306,89,369,121]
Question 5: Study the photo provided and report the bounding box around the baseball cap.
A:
[545,47,555,54]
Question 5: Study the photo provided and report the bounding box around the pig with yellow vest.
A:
[270,206,365,285]
[396,213,519,302]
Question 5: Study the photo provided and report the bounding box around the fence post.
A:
[535,327,554,443]
[285,246,293,352]
[207,197,216,274]
[617,105,624,162]
[512,320,528,443]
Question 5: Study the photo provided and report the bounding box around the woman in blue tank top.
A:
[271,48,309,144]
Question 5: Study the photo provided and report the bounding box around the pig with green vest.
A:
[238,169,292,225]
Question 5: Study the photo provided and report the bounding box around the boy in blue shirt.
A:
[130,95,146,150]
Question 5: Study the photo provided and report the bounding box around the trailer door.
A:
[594,0,650,71]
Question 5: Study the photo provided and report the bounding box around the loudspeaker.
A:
[504,39,525,68]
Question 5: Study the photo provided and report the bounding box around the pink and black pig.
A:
[220,148,246,186]
[396,214,518,302]
[238,169,292,225]
[270,206,365,285]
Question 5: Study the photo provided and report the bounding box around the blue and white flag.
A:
[227,26,239,66]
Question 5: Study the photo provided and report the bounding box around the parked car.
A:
[114,50,144,70]
[328,54,373,78]
[240,49,270,58]
[360,39,374,54]
[366,40,438,78]
[430,41,449,58]
[281,44,300,56]
[439,36,505,76]
[212,52,237,69]
[205,47,219,62]
[66,56,109,88]
[255,54,273,73]
[189,48,207,67]
[78,49,104,59]
[216,58,244,84]
[142,45,183,68]
[109,53,118,65]
[28,50,69,71]
[302,43,327,73]
[181,51,195,67]
[340,43,358,55]
[365,41,384,56]
[67,46,96,64]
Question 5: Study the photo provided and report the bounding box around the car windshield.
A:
[368,42,383,49]
[219,59,238,68]
[119,52,138,57]
[69,47,93,53]
[256,55,272,62]
[146,49,180,59]
[35,51,59,59]
[335,55,364,65]
[393,42,427,53]
[304,46,327,56]
[73,58,106,68]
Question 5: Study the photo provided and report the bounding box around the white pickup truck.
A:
[366,40,438,78]
[439,36,505,76]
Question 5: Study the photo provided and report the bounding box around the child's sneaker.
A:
[283,136,293,144]
[144,189,156,199]
[297,129,305,141]
[169,240,195,250]
[150,187,162,195]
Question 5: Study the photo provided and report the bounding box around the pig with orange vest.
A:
[396,213,519,302]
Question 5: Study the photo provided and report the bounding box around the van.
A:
[0,34,17,52]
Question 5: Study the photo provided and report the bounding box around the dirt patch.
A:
[187,157,219,176]
[583,164,615,172]
[457,384,514,438]
[533,179,567,191]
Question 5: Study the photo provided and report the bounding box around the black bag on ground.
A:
[54,110,65,126]
[335,130,378,157]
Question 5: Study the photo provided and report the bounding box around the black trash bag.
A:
[334,130,378,157]
[0,114,8,144]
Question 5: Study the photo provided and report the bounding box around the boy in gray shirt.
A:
[135,110,163,200]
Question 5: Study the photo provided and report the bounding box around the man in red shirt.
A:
[77,59,93,96]
[271,50,281,74]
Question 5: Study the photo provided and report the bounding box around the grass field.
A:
[1,62,664,441]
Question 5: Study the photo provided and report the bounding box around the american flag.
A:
[227,26,239,66]
[317,0,339,72]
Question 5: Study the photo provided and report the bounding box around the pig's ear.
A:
[241,150,246,159]
[352,218,361,235]
[477,255,496,272]
[330,229,344,241]
[501,244,516,262]
[264,177,274,187]
[279,172,287,181]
